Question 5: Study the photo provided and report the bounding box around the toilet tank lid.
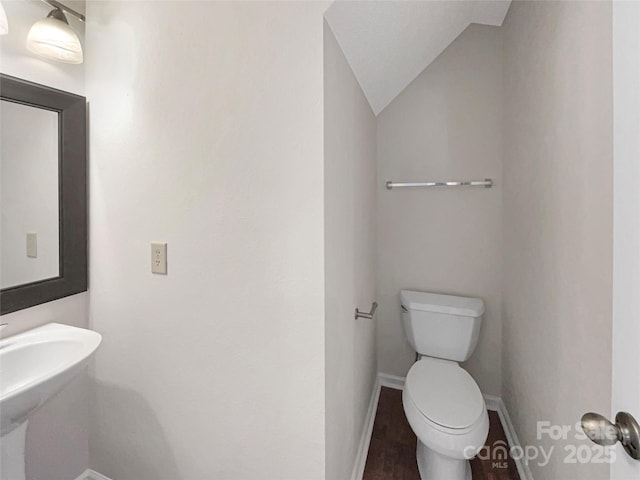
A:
[400,290,484,317]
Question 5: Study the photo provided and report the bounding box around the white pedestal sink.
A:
[0,323,102,480]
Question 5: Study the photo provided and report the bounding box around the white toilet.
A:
[400,290,489,480]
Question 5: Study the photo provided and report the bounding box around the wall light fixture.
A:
[26,0,85,64]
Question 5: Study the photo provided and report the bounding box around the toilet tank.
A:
[400,290,484,362]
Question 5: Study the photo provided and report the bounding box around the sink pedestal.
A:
[1,422,27,480]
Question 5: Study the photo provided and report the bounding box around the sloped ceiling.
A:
[324,1,512,115]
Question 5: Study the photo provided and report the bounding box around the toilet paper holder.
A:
[355,302,378,320]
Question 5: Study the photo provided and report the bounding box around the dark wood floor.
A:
[363,387,521,480]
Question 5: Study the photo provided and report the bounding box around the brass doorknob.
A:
[581,411,640,460]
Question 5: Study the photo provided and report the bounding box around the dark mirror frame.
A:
[0,74,87,315]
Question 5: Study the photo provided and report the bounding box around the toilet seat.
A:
[402,357,489,463]
[405,357,485,432]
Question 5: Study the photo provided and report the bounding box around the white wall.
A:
[375,24,503,396]
[324,21,377,480]
[0,1,89,479]
[502,2,613,479]
[85,2,328,478]
[1,101,59,288]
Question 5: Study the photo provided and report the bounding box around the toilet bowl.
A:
[402,357,489,480]
[400,290,488,480]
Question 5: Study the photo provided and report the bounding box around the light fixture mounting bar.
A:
[41,0,85,22]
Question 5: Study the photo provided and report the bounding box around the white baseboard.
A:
[352,372,534,480]
[483,393,503,412]
[350,375,382,480]
[489,397,535,480]
[378,372,405,390]
[73,469,113,480]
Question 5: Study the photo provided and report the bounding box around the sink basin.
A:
[0,323,101,480]
[0,323,101,436]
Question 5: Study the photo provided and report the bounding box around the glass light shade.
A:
[0,2,8,36]
[26,13,83,64]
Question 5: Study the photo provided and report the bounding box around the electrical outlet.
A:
[26,233,37,258]
[151,242,167,274]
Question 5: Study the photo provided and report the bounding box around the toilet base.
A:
[416,440,471,480]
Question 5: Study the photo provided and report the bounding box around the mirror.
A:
[1,100,60,289]
[0,74,87,315]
